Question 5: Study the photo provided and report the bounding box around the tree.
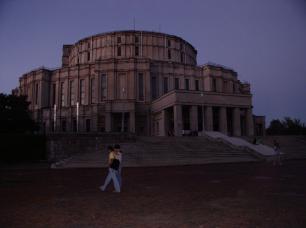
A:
[267,117,306,135]
[0,93,37,133]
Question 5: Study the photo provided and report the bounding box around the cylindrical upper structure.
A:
[65,30,197,66]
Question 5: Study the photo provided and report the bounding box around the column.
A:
[105,112,111,132]
[219,107,227,134]
[202,105,205,133]
[233,107,241,136]
[205,106,213,131]
[160,109,167,136]
[129,111,135,133]
[173,105,183,136]
[246,108,254,136]
[190,106,198,132]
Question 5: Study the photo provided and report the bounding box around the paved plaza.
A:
[1,161,306,227]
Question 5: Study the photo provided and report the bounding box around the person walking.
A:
[100,145,121,193]
[114,144,123,188]
[273,139,282,166]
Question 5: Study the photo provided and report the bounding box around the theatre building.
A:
[17,30,265,136]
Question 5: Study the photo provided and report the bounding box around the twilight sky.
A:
[0,0,306,124]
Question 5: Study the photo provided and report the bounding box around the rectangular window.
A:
[135,36,139,43]
[175,78,179,90]
[100,74,107,101]
[35,83,39,105]
[167,39,171,47]
[138,73,144,101]
[117,46,121,56]
[69,80,75,106]
[168,50,171,59]
[223,80,227,93]
[87,52,90,61]
[117,36,121,43]
[195,80,199,91]
[135,46,139,56]
[90,78,95,104]
[151,76,157,99]
[163,77,168,94]
[52,83,56,106]
[118,73,127,99]
[60,82,65,107]
[80,79,85,105]
[212,78,217,92]
[180,53,184,63]
[185,79,189,90]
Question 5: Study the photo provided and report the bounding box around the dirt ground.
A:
[1,161,306,228]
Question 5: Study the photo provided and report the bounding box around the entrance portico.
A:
[151,90,254,137]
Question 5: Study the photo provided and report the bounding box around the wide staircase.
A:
[53,136,260,168]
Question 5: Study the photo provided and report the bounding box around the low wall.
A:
[46,133,136,162]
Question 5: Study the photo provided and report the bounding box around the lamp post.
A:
[53,104,57,132]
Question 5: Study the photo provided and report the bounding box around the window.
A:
[60,82,65,107]
[69,80,75,106]
[180,53,184,63]
[117,36,121,43]
[167,39,171,47]
[100,74,107,101]
[135,46,139,56]
[168,50,171,59]
[212,78,217,92]
[118,73,127,99]
[185,79,189,90]
[175,78,179,90]
[87,52,90,61]
[90,78,95,104]
[117,46,121,56]
[135,36,139,43]
[52,83,56,106]
[163,77,168,94]
[138,73,144,101]
[35,83,39,105]
[151,76,157,99]
[223,81,227,93]
[195,80,199,91]
[80,79,85,105]
[180,43,183,50]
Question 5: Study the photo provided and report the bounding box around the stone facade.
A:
[17,30,265,136]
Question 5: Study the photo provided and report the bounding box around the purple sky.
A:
[1,0,306,124]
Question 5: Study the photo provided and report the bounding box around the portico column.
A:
[129,111,135,133]
[205,106,213,131]
[202,105,205,132]
[173,105,183,136]
[246,108,254,136]
[190,106,198,132]
[105,112,111,132]
[233,107,241,136]
[219,106,227,134]
[160,109,167,136]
